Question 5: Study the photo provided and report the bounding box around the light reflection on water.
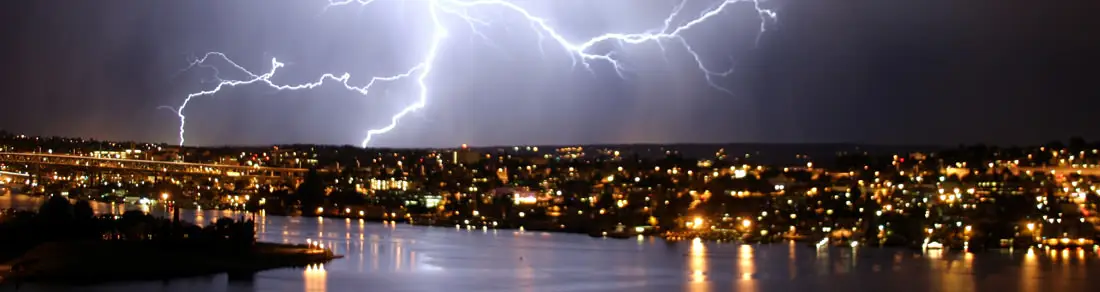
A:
[4,194,1100,292]
[303,264,326,292]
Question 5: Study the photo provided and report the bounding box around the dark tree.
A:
[118,210,151,240]
[659,193,693,230]
[1069,136,1087,151]
[297,168,326,215]
[1046,140,1066,150]
[73,200,94,220]
[492,193,514,219]
[595,190,615,211]
[38,195,74,223]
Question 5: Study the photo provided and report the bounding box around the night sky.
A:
[1,0,1098,148]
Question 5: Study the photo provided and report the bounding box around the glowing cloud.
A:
[168,0,776,147]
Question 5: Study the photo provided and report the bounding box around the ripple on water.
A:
[3,195,1100,292]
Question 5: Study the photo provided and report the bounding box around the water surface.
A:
[2,194,1098,292]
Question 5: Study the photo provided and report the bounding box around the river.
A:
[1,194,1098,292]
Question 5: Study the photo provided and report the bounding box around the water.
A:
[2,194,1099,292]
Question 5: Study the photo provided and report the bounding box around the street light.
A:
[161,193,169,201]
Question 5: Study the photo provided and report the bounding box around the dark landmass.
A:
[2,241,336,285]
[0,196,337,285]
[0,131,944,165]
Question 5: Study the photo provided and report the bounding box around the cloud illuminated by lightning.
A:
[168,0,776,147]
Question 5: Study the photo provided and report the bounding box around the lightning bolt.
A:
[169,0,776,147]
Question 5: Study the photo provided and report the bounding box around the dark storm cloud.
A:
[746,0,1100,145]
[1,0,1098,147]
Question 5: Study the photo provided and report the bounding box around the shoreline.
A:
[0,241,338,285]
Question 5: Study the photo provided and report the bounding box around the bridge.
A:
[0,171,29,177]
[1014,166,1100,177]
[0,152,312,179]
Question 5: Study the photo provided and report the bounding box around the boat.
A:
[606,232,631,239]
[588,230,631,239]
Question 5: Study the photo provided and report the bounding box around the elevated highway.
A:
[1015,166,1100,176]
[0,152,312,179]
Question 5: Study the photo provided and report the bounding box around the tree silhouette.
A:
[33,195,75,241]
[595,190,615,211]
[297,168,326,215]
[1046,140,1066,150]
[38,195,74,223]
[118,210,151,240]
[330,190,367,207]
[659,193,692,230]
[492,193,514,219]
[1069,136,1087,152]
[73,200,94,220]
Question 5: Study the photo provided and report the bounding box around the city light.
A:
[7,129,1100,270]
[687,217,705,229]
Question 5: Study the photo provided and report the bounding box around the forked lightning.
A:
[168,0,776,147]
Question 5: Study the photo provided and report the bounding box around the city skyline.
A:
[1,0,1098,148]
[4,1,1100,287]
